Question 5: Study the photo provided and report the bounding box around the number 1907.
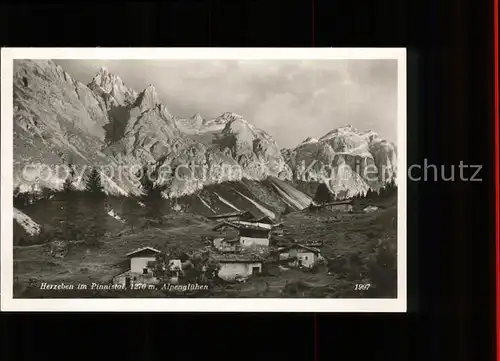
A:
[354,284,371,291]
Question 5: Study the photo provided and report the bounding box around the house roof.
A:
[125,246,161,257]
[303,241,323,247]
[253,216,274,224]
[279,244,321,254]
[207,210,253,219]
[113,270,132,279]
[323,200,353,206]
[213,221,271,232]
[223,237,240,243]
[210,252,265,263]
[236,223,272,231]
[212,221,240,231]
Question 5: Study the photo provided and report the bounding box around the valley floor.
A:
[13,195,398,299]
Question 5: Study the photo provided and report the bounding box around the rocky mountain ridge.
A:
[13,59,396,206]
[282,125,397,199]
[13,60,293,201]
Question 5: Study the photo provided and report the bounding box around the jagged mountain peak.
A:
[221,115,257,137]
[220,111,243,118]
[284,124,397,198]
[191,112,203,121]
[319,124,360,140]
[300,136,318,144]
[88,66,137,107]
[90,67,123,88]
[13,59,295,200]
[144,83,156,92]
[201,111,246,130]
[98,65,109,74]
[134,84,162,113]
[215,111,244,123]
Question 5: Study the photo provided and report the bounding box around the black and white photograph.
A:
[1,48,406,311]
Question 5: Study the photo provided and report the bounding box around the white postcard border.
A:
[1,47,407,312]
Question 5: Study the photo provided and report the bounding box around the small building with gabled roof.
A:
[113,246,162,288]
[212,221,272,247]
[213,237,241,253]
[212,221,240,232]
[278,244,321,269]
[125,246,161,275]
[210,252,265,281]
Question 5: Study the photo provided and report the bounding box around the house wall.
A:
[297,251,317,268]
[279,248,298,260]
[130,256,157,274]
[239,228,270,238]
[218,262,262,280]
[240,236,270,247]
[279,249,317,268]
[279,252,289,260]
[113,272,159,287]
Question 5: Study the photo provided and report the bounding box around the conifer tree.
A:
[13,186,29,208]
[63,163,75,193]
[138,165,167,227]
[77,168,107,245]
[121,197,144,231]
[313,183,332,205]
[84,168,104,195]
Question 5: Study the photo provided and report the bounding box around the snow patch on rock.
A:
[14,208,41,235]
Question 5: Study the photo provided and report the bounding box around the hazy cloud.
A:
[54,59,397,148]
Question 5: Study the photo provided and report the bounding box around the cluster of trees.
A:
[14,186,55,208]
[129,164,179,228]
[14,162,179,246]
[112,165,171,230]
[52,166,108,247]
[14,165,108,247]
[311,183,332,206]
[138,165,168,227]
[309,178,398,208]
[352,178,398,200]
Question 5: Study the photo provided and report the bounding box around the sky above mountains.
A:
[54,59,398,148]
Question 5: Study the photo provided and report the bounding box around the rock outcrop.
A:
[283,125,397,199]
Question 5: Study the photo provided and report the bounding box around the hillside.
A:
[13,192,397,298]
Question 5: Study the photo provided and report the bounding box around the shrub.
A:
[281,281,312,297]
[364,236,397,298]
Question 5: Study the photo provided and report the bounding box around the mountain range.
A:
[12,59,397,221]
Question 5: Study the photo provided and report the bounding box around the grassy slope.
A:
[13,213,215,287]
[14,192,397,298]
[214,193,398,298]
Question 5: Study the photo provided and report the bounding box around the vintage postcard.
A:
[1,48,407,312]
